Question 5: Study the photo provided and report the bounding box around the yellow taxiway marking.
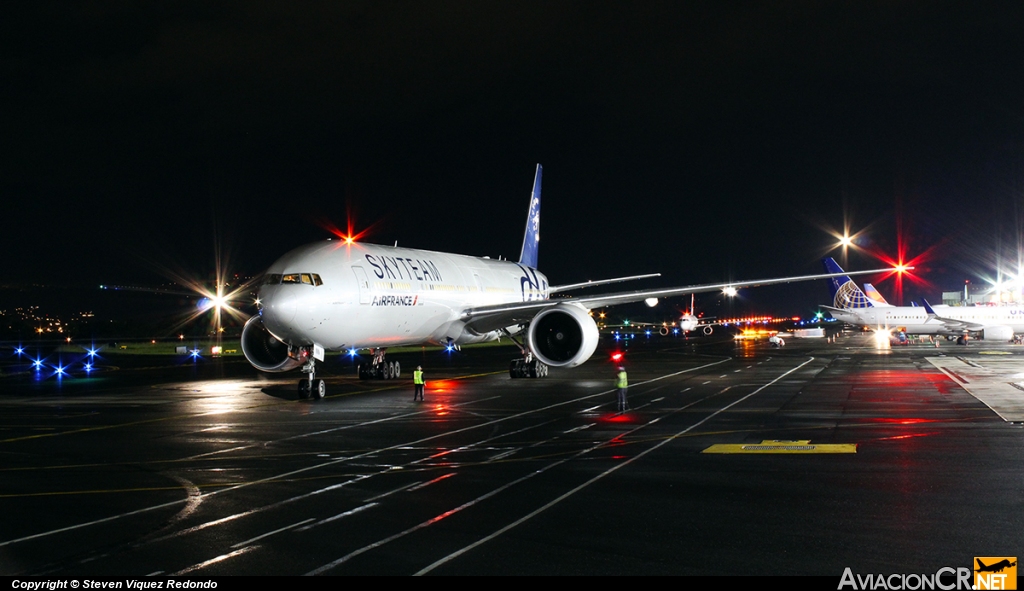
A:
[702,439,857,454]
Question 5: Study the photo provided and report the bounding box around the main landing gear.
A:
[357,348,401,380]
[297,357,326,400]
[502,328,548,379]
[510,354,548,378]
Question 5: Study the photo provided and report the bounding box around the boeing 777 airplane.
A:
[820,257,1024,340]
[242,166,890,398]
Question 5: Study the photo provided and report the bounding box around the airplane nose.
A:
[260,287,298,330]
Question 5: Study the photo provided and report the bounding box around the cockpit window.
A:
[277,273,322,285]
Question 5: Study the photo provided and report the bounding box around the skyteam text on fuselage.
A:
[242,166,892,399]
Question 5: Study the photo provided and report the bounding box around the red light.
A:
[611,352,623,362]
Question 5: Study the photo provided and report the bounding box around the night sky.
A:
[5,2,1024,317]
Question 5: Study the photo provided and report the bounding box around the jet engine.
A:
[241,315,303,372]
[982,326,1014,341]
[527,303,600,367]
[703,325,713,335]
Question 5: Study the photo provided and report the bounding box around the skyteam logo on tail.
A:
[518,164,542,269]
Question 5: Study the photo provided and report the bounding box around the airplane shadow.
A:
[260,385,307,401]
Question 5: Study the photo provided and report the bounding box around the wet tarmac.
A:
[1,332,1021,576]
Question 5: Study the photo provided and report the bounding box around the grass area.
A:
[56,340,244,356]
[52,338,518,356]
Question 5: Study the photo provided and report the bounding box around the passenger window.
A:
[282,274,301,284]
[301,274,313,285]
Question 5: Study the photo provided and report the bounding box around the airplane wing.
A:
[921,299,984,331]
[462,267,895,334]
[548,273,661,294]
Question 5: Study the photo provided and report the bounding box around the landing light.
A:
[644,298,658,307]
[723,287,738,297]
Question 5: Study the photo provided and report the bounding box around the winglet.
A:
[518,164,542,269]
[821,257,874,309]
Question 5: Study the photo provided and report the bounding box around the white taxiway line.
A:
[1,359,731,553]
[231,518,315,548]
[309,359,765,575]
[414,357,816,575]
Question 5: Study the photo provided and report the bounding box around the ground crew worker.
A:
[616,366,628,411]
[413,365,425,401]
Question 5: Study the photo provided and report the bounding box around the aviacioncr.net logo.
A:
[838,567,972,590]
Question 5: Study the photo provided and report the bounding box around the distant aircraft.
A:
[820,257,1023,340]
[242,167,891,398]
[678,293,717,335]
[975,558,1016,573]
[615,294,718,336]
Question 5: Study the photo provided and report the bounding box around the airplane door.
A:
[352,266,371,304]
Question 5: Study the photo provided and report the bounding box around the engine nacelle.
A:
[241,315,303,372]
[982,325,1014,341]
[703,325,713,335]
[527,303,600,368]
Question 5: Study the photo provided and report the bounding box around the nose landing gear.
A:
[297,357,326,399]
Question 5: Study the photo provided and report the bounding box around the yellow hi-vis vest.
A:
[413,370,424,385]
[616,371,628,388]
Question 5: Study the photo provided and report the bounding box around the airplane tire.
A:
[312,379,326,400]
[298,379,310,399]
[394,361,400,378]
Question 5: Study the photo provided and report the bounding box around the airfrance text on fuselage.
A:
[365,254,443,282]
[372,295,419,307]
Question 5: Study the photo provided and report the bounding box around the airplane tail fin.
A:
[862,283,893,307]
[821,257,874,309]
[518,164,542,269]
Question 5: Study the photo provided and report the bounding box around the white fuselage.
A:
[831,305,1024,335]
[258,241,550,350]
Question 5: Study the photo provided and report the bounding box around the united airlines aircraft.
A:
[821,257,1024,340]
[242,166,889,398]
